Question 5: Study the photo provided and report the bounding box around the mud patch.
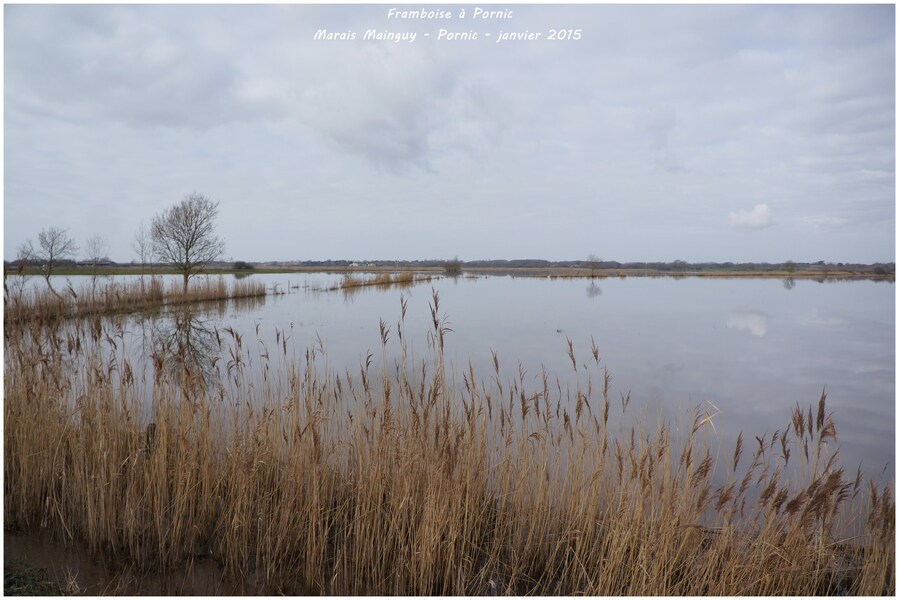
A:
[4,529,268,595]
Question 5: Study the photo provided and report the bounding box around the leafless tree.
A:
[132,222,152,292]
[586,254,602,278]
[151,193,226,293]
[19,227,78,298]
[84,233,110,294]
[84,234,109,262]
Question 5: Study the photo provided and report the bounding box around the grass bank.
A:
[4,291,894,595]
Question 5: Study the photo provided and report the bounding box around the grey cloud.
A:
[6,6,248,130]
[803,215,852,232]
[4,5,894,263]
[291,48,507,170]
[647,107,684,173]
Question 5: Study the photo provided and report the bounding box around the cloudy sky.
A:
[4,4,895,263]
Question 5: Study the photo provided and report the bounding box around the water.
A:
[13,272,895,483]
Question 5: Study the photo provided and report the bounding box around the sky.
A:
[4,4,895,263]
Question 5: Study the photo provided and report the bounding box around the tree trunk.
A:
[183,271,189,295]
[43,273,62,300]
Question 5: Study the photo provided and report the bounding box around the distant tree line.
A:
[8,253,894,276]
[254,259,894,274]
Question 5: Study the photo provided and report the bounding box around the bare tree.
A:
[151,193,226,293]
[132,222,152,292]
[84,234,109,262]
[84,233,110,294]
[586,254,602,278]
[19,227,78,298]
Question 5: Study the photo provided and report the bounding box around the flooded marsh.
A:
[4,273,895,595]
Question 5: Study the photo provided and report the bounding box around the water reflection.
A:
[81,274,893,485]
[586,281,602,298]
[151,308,219,386]
[726,311,770,337]
[782,277,795,290]
[136,296,266,390]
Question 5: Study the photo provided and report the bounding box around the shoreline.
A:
[8,265,895,282]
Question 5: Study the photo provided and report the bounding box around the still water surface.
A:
[34,273,897,483]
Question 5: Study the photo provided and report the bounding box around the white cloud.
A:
[729,204,772,230]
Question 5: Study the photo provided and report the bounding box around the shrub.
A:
[444,257,462,276]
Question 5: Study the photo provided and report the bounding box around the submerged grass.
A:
[4,290,894,595]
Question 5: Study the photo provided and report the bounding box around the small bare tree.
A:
[84,234,109,263]
[586,254,602,278]
[19,227,78,298]
[151,193,226,293]
[84,233,110,295]
[132,222,152,292]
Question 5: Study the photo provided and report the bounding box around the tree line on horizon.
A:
[8,256,894,274]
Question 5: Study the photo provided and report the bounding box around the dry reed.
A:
[3,275,266,324]
[4,290,894,595]
[327,271,428,295]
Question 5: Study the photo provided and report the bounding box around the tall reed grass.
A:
[3,276,266,324]
[4,291,894,595]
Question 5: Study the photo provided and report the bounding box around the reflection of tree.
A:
[782,277,795,290]
[151,308,220,387]
[586,281,602,298]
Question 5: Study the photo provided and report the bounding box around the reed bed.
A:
[4,291,894,595]
[331,271,426,291]
[3,276,266,324]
